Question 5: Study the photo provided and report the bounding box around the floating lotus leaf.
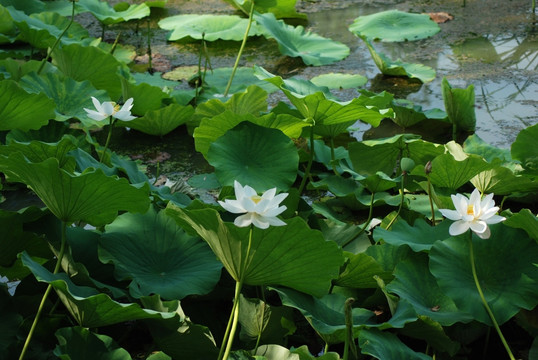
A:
[429,225,538,325]
[358,328,433,360]
[159,14,264,41]
[99,208,222,300]
[76,0,150,25]
[224,0,306,20]
[254,12,350,66]
[54,327,132,360]
[373,218,451,252]
[0,79,55,131]
[0,152,150,226]
[20,71,109,122]
[310,73,367,89]
[166,205,344,297]
[20,252,177,328]
[207,121,298,191]
[125,103,194,136]
[8,8,88,48]
[203,67,277,95]
[349,10,440,42]
[512,123,538,175]
[361,36,436,83]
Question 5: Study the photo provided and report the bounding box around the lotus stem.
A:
[37,0,75,75]
[427,178,435,225]
[99,117,115,163]
[220,226,254,360]
[468,232,515,360]
[343,298,358,360]
[298,126,315,195]
[19,221,68,360]
[223,0,255,97]
[386,173,406,230]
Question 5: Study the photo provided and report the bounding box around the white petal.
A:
[242,184,258,198]
[480,206,500,220]
[234,181,245,199]
[270,192,288,206]
[234,213,253,227]
[101,101,115,116]
[480,193,495,211]
[114,111,136,121]
[91,96,103,111]
[469,220,488,235]
[265,216,287,226]
[263,205,287,217]
[439,209,462,221]
[449,220,470,236]
[84,109,107,121]
[261,187,276,200]
[452,194,468,216]
[121,98,134,111]
[485,214,505,224]
[476,226,491,239]
[250,215,270,229]
[218,199,246,214]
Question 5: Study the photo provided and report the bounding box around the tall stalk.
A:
[37,0,75,74]
[19,222,69,360]
[99,117,116,163]
[223,0,255,97]
[298,126,315,194]
[468,232,515,360]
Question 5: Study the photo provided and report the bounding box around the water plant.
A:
[0,1,537,359]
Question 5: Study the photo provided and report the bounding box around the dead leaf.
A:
[429,12,454,23]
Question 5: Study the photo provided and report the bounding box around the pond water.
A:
[99,0,537,178]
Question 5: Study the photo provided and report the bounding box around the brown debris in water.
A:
[429,12,454,23]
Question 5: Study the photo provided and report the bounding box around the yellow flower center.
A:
[113,103,121,113]
[467,205,474,215]
[251,195,262,204]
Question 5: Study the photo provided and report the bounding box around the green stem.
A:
[223,0,255,97]
[217,293,239,360]
[19,221,68,360]
[99,117,115,163]
[221,227,254,360]
[37,0,75,75]
[343,298,357,360]
[427,175,436,225]
[468,233,515,360]
[146,20,153,73]
[298,126,315,195]
[341,191,375,248]
[386,174,405,230]
[329,137,339,175]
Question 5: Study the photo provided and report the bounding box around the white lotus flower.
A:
[84,97,136,122]
[218,181,288,229]
[439,188,505,239]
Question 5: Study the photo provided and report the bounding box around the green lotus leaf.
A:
[471,165,538,195]
[503,209,538,241]
[429,225,538,325]
[54,327,132,360]
[512,123,538,174]
[334,252,393,289]
[52,43,130,100]
[373,218,451,252]
[349,10,440,42]
[463,134,512,164]
[0,58,57,81]
[270,287,417,344]
[0,0,45,14]
[0,152,150,226]
[238,294,271,343]
[441,77,476,132]
[20,71,109,122]
[358,328,432,360]
[401,317,460,355]
[125,103,194,136]
[224,0,306,20]
[159,14,264,41]
[0,5,16,44]
[361,36,435,83]
[132,72,179,89]
[310,73,367,89]
[349,134,443,177]
[120,79,172,115]
[99,208,222,300]
[77,0,150,25]
[254,12,350,66]
[8,8,88,48]
[386,254,473,326]
[359,172,399,193]
[194,111,306,158]
[20,252,178,328]
[166,205,344,297]
[203,67,277,95]
[391,99,429,128]
[207,121,299,192]
[192,85,268,126]
[429,152,491,190]
[0,79,55,131]
[255,65,334,98]
[288,345,341,360]
[146,353,171,360]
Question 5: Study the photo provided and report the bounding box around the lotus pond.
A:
[0,0,537,360]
